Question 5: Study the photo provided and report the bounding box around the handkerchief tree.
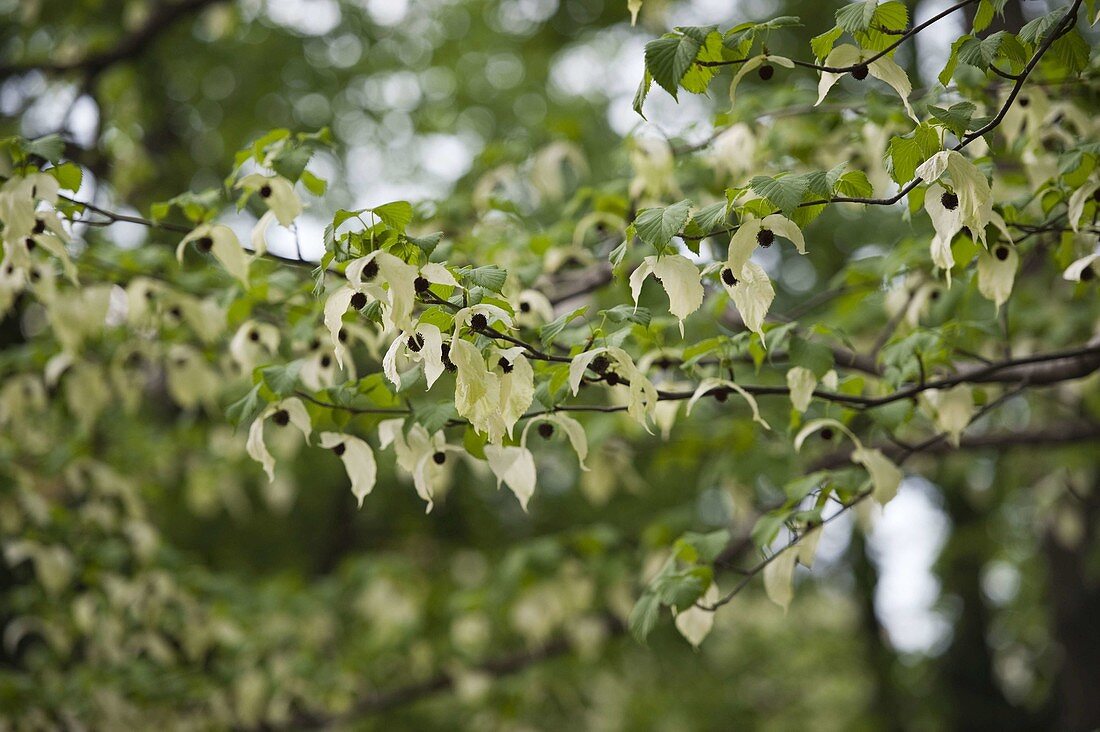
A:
[1,0,1099,728]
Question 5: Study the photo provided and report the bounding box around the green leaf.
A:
[1051,30,1091,75]
[539,306,587,346]
[939,34,970,86]
[885,124,941,184]
[685,201,730,237]
[1019,8,1070,46]
[22,134,65,164]
[261,361,303,397]
[644,33,703,99]
[601,304,651,326]
[833,170,874,198]
[751,512,786,548]
[457,265,508,292]
[872,1,908,31]
[675,530,731,563]
[629,592,661,643]
[300,170,327,196]
[412,401,458,434]
[957,32,1026,70]
[973,0,995,32]
[227,384,267,427]
[652,569,708,607]
[272,145,313,181]
[408,231,443,256]
[47,162,82,191]
[680,30,726,94]
[462,425,488,460]
[750,175,809,217]
[634,200,693,249]
[370,201,414,231]
[928,102,976,138]
[835,0,878,34]
[789,335,834,378]
[633,70,652,118]
[811,26,844,61]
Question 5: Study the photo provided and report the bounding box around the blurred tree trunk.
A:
[936,485,1036,730]
[1044,479,1100,732]
[850,532,905,731]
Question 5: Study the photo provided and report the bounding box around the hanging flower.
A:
[1064,251,1099,282]
[492,346,535,437]
[719,260,775,338]
[452,303,514,336]
[514,289,555,328]
[236,173,302,227]
[786,366,817,413]
[568,347,658,429]
[725,214,805,278]
[520,413,590,471]
[629,254,704,337]
[685,377,770,429]
[378,418,460,512]
[228,321,280,375]
[325,250,419,364]
[815,45,917,121]
[177,223,251,287]
[915,151,993,247]
[977,243,1018,310]
[382,323,447,390]
[730,54,795,108]
[483,444,538,511]
[450,338,507,442]
[246,398,312,482]
[319,432,377,508]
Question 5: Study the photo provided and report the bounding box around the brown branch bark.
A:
[811,422,1100,471]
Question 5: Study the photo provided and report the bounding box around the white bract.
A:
[325,250,420,364]
[1066,174,1099,232]
[815,44,917,121]
[246,398,312,482]
[177,224,251,287]
[494,347,535,437]
[568,347,658,429]
[520,413,590,471]
[720,261,775,338]
[685,377,770,429]
[851,447,903,504]
[726,214,805,277]
[229,321,280,374]
[763,545,797,612]
[673,582,719,647]
[378,419,459,512]
[730,55,794,108]
[923,183,962,283]
[484,444,538,511]
[920,385,975,447]
[237,173,302,226]
[629,254,704,336]
[786,367,817,413]
[915,152,994,247]
[451,339,508,442]
[977,245,1019,311]
[383,323,447,390]
[319,432,377,508]
[1064,252,1099,282]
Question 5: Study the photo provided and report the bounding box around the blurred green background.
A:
[2,0,1098,729]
